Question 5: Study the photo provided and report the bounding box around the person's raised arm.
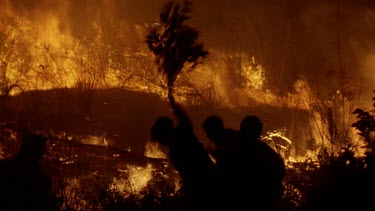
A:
[168,92,192,129]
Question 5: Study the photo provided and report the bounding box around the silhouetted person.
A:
[208,115,285,210]
[202,115,239,164]
[239,115,286,210]
[151,94,215,210]
[0,131,59,211]
[202,115,241,209]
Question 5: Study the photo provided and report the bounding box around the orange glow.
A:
[0,12,366,163]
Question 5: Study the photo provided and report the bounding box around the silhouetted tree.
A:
[351,90,375,168]
[145,0,209,98]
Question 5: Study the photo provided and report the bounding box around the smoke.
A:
[190,0,375,99]
[1,0,375,102]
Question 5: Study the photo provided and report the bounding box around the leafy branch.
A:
[145,0,209,98]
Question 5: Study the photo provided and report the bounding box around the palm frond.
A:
[145,0,208,90]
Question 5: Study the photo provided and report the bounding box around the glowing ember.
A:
[125,163,154,194]
[79,135,110,146]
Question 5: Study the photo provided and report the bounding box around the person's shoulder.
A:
[257,141,283,157]
[0,158,16,168]
[223,128,240,142]
[0,158,9,165]
[225,128,239,134]
[0,158,18,180]
[256,140,273,150]
[224,128,238,134]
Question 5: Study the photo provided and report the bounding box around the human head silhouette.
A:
[151,116,174,146]
[240,115,263,140]
[202,115,225,147]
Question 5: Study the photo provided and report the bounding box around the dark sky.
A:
[3,0,375,104]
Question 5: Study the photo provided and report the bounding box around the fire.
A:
[119,163,154,194]
[79,135,110,147]
[1,10,367,155]
[0,10,366,163]
[144,141,167,159]
[1,2,373,209]
[262,128,292,157]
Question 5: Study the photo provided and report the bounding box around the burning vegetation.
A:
[0,0,375,210]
